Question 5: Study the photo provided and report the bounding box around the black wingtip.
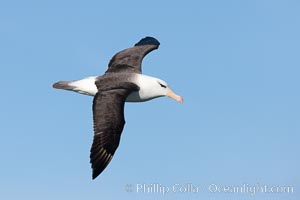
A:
[92,173,98,180]
[92,168,101,180]
[135,36,160,47]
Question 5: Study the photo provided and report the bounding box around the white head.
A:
[135,75,183,102]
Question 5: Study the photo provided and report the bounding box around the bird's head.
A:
[136,75,183,103]
[152,78,183,103]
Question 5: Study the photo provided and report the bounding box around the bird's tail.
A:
[52,77,97,96]
[52,81,75,91]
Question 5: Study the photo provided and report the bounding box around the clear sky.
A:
[0,0,299,199]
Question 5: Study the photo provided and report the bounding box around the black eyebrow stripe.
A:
[158,82,167,88]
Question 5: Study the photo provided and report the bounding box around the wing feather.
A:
[105,36,160,74]
[90,83,138,179]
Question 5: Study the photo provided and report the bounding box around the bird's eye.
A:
[158,82,167,88]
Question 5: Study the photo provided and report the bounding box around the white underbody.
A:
[68,74,166,102]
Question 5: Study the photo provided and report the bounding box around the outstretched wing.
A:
[90,82,139,179]
[105,36,160,74]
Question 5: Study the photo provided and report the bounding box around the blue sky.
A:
[0,0,299,199]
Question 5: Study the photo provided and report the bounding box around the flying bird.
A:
[53,36,183,179]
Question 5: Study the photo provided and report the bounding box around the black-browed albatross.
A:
[53,36,183,179]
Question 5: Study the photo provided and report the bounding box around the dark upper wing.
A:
[105,36,160,74]
[90,82,139,179]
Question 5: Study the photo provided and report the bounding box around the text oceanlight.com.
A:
[132,183,294,196]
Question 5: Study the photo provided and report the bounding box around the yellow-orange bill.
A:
[167,89,183,103]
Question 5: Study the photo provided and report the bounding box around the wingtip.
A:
[92,174,98,180]
[135,36,160,47]
[91,168,102,180]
